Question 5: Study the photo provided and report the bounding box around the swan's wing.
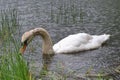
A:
[83,34,110,50]
[53,33,92,53]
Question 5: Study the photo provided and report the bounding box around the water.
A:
[0,0,120,79]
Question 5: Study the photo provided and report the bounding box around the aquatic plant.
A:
[0,9,33,80]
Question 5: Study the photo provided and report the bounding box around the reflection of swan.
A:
[20,28,110,54]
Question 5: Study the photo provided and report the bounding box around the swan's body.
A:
[20,28,110,54]
[53,33,110,53]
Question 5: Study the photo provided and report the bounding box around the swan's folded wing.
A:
[53,33,93,53]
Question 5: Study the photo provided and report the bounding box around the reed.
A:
[0,9,33,80]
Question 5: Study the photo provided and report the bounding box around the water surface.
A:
[0,0,120,79]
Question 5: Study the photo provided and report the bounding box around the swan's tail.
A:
[92,34,110,44]
[101,34,110,41]
[97,34,110,43]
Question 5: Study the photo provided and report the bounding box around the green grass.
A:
[0,9,33,80]
[0,52,31,80]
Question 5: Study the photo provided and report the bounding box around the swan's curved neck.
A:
[33,28,54,54]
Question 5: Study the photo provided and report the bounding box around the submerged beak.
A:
[20,43,27,54]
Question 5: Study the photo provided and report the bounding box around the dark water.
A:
[0,0,120,79]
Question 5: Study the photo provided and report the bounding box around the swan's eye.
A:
[21,39,28,46]
[24,40,28,45]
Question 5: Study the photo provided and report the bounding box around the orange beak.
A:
[20,44,27,54]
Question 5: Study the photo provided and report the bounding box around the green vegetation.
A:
[0,9,32,80]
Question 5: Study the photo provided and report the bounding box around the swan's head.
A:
[20,28,53,54]
[20,30,34,54]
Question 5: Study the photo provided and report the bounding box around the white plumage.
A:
[53,33,110,54]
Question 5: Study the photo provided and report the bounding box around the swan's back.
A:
[53,33,110,54]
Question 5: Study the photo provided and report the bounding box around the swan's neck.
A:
[33,28,54,54]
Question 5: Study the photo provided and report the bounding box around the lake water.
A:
[0,0,120,79]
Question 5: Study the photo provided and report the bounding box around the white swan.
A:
[20,28,110,54]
